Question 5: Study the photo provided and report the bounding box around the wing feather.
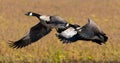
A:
[78,19,108,44]
[9,22,52,48]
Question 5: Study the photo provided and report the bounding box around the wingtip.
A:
[88,18,91,22]
[87,18,99,28]
[88,18,94,23]
[8,40,21,49]
[8,40,14,48]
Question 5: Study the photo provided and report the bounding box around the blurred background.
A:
[0,0,120,63]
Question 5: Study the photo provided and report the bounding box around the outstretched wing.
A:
[78,19,108,44]
[9,22,52,48]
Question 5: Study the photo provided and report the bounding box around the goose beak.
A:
[25,13,29,16]
[25,12,32,16]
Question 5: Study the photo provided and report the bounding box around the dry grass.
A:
[0,0,120,63]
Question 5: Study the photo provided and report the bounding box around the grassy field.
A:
[0,0,120,63]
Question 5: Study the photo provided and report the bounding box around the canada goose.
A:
[56,19,108,45]
[25,12,68,27]
[9,12,68,48]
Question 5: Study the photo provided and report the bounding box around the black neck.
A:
[32,13,41,19]
[69,24,80,28]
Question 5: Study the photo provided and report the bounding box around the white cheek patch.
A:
[29,13,33,16]
[60,27,77,38]
[76,27,81,30]
[66,23,69,27]
[39,15,50,21]
[76,27,82,32]
[78,29,82,32]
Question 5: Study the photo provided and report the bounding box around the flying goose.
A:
[56,19,108,45]
[9,12,68,48]
[25,12,68,27]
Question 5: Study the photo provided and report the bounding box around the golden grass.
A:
[0,0,120,63]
